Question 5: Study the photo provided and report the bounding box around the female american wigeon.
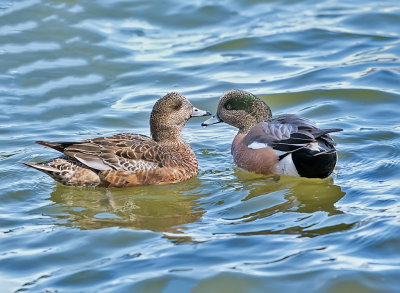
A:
[202,89,343,179]
[23,93,211,187]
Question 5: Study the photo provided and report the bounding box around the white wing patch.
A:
[248,142,270,150]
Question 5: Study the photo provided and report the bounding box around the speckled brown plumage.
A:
[23,93,211,187]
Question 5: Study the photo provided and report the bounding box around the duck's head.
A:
[202,89,271,134]
[150,92,211,142]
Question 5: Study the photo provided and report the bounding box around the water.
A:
[1,0,400,292]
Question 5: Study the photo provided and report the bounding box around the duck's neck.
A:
[237,125,253,135]
[237,102,272,134]
[152,128,187,146]
[153,133,185,144]
[235,115,261,135]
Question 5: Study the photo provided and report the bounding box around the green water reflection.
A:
[47,170,348,239]
[235,173,345,215]
[48,179,204,233]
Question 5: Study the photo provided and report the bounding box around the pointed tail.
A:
[36,140,75,153]
[22,161,60,173]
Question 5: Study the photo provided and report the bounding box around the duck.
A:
[23,92,211,187]
[201,89,342,179]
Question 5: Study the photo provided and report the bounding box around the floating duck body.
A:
[24,93,211,187]
[202,90,342,179]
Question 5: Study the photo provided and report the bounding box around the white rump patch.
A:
[274,152,300,177]
[248,141,269,150]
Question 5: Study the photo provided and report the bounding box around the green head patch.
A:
[224,93,255,114]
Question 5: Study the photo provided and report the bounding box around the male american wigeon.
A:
[202,89,343,179]
[23,93,211,187]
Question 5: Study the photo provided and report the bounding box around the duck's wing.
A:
[36,133,165,172]
[272,114,342,148]
[244,114,342,154]
[244,121,307,153]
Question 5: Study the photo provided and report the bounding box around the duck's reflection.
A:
[223,169,349,237]
[48,178,205,234]
[46,169,349,240]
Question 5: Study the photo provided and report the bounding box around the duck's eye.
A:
[226,104,232,110]
[174,102,182,110]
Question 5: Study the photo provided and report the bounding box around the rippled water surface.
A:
[1,0,400,292]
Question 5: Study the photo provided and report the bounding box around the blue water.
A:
[1,0,400,292]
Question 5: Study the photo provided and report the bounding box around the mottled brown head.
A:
[150,92,210,142]
[202,90,272,134]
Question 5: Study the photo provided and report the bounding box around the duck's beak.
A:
[201,113,222,126]
[191,107,212,117]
